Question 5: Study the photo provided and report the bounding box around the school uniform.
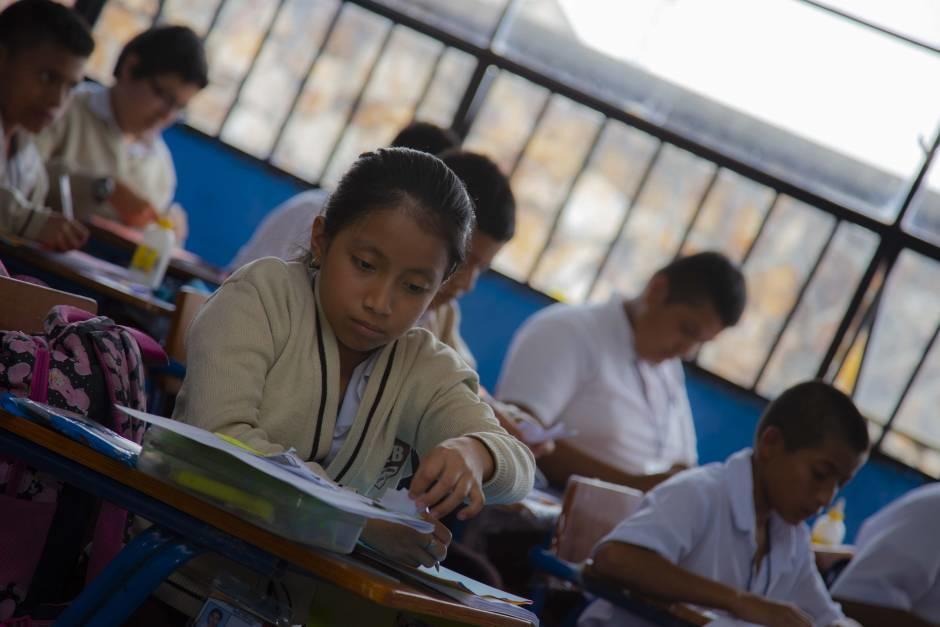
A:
[35,83,180,226]
[578,449,848,627]
[420,300,477,370]
[228,188,328,270]
[173,256,534,501]
[0,115,52,240]
[831,483,940,624]
[496,298,697,475]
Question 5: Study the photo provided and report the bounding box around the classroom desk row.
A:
[0,407,532,626]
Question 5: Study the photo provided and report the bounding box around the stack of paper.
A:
[358,545,539,625]
[119,406,433,533]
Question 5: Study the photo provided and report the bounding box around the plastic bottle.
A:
[811,498,846,545]
[129,217,175,289]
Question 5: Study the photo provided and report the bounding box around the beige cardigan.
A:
[173,258,534,503]
[421,301,477,370]
[35,84,178,223]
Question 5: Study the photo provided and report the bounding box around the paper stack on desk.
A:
[119,406,433,534]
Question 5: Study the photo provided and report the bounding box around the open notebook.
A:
[357,544,539,625]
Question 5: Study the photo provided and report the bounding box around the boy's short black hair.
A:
[756,380,869,454]
[114,25,208,88]
[391,121,460,156]
[0,0,94,58]
[440,149,515,242]
[656,252,746,327]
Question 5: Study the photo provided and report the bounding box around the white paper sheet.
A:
[118,406,433,532]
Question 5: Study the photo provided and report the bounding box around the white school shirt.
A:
[831,482,940,623]
[495,298,697,474]
[578,449,847,627]
[229,188,328,270]
[322,351,380,467]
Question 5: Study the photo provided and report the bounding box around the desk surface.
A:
[0,237,175,316]
[0,410,530,626]
[87,216,226,285]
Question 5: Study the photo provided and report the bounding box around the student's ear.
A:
[310,215,328,263]
[643,273,670,309]
[755,425,786,459]
[116,53,140,82]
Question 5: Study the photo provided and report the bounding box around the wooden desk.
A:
[87,216,226,285]
[0,236,174,317]
[0,409,530,626]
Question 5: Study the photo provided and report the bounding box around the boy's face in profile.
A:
[0,42,85,133]
[430,231,504,309]
[758,429,866,525]
[634,275,726,364]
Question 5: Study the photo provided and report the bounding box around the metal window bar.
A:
[505,92,553,180]
[584,141,665,300]
[264,3,345,164]
[409,44,449,124]
[752,219,840,389]
[200,0,228,42]
[152,0,165,23]
[216,0,289,137]
[489,0,522,48]
[738,192,780,268]
[816,247,895,380]
[847,281,887,400]
[525,118,608,284]
[795,0,940,56]
[893,122,940,228]
[451,63,497,139]
[672,165,722,261]
[317,22,396,182]
[875,317,940,450]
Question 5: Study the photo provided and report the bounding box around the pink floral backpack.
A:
[0,305,166,620]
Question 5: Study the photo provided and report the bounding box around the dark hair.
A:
[656,252,746,327]
[114,25,208,88]
[756,381,869,454]
[391,121,460,156]
[0,0,93,58]
[440,150,515,242]
[322,148,474,278]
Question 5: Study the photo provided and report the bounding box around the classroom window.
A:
[498,0,940,223]
[699,197,836,387]
[82,0,940,475]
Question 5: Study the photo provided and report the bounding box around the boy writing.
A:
[0,0,93,251]
[37,24,207,243]
[580,380,869,627]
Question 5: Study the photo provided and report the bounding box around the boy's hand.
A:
[36,214,89,251]
[110,180,159,228]
[360,517,451,568]
[409,437,492,520]
[731,591,813,627]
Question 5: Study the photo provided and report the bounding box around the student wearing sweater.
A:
[37,25,208,243]
[0,0,92,250]
[174,147,535,568]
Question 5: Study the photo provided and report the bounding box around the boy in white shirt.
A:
[37,25,207,243]
[497,252,746,490]
[580,380,870,627]
[0,0,92,251]
[832,482,940,627]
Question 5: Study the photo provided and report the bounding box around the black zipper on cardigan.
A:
[334,340,398,484]
[310,305,329,461]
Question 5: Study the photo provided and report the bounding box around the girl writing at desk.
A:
[173,147,535,570]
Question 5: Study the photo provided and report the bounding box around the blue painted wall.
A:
[165,125,308,268]
[168,125,928,541]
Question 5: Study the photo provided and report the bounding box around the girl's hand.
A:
[409,437,494,520]
[361,518,452,568]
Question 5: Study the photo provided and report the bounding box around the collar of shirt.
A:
[81,82,159,158]
[726,448,800,564]
[0,114,44,199]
